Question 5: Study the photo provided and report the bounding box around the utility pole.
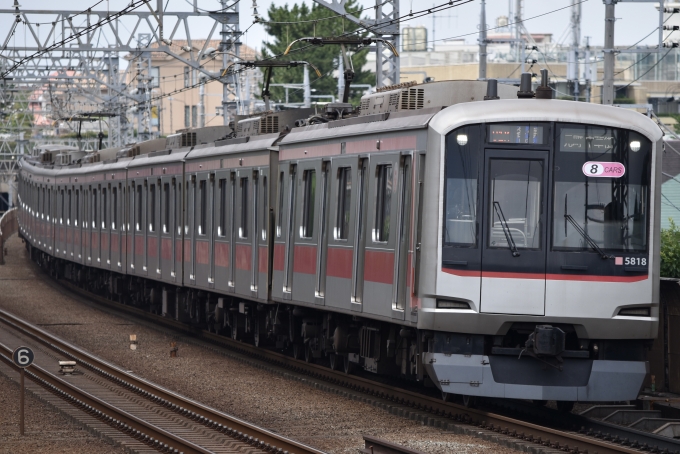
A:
[570,0,581,100]
[337,52,345,101]
[199,78,205,128]
[303,65,311,108]
[603,1,616,105]
[479,0,488,80]
[514,0,523,62]
[584,36,592,103]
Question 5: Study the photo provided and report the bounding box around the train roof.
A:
[429,99,664,141]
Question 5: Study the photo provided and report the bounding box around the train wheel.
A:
[343,355,355,375]
[462,395,477,408]
[292,343,303,360]
[556,401,574,413]
[329,353,342,371]
[304,344,314,363]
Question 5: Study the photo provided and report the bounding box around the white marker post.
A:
[12,346,35,436]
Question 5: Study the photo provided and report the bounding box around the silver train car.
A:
[17,75,662,406]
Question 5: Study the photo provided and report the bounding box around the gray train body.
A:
[17,80,662,403]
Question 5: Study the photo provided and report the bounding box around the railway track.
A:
[0,308,325,454]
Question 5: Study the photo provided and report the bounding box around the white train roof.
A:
[430,99,664,141]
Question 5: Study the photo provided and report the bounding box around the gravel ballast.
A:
[0,235,518,454]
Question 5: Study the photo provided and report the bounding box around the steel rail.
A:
[0,308,325,454]
[0,342,212,454]
[359,435,427,454]
[47,279,655,454]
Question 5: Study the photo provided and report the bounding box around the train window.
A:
[112,187,117,230]
[239,177,249,239]
[75,190,80,227]
[136,184,142,231]
[218,179,227,237]
[444,126,480,247]
[335,167,352,240]
[488,159,543,250]
[92,189,97,228]
[374,165,393,242]
[277,172,284,237]
[301,170,316,238]
[261,176,267,241]
[67,190,72,226]
[198,180,206,235]
[149,184,156,232]
[102,188,107,229]
[176,182,182,235]
[46,190,50,221]
[163,183,170,233]
[553,125,650,252]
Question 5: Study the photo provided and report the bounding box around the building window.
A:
[192,105,198,127]
[150,66,160,88]
[184,66,190,88]
[301,170,316,238]
[184,106,190,128]
[375,164,393,242]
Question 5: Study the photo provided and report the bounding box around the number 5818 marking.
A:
[625,257,647,266]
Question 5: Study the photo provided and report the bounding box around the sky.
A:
[0,1,666,57]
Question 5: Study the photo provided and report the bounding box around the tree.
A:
[661,219,680,279]
[261,1,374,106]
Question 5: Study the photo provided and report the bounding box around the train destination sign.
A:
[489,124,545,144]
[582,161,626,178]
[560,128,615,153]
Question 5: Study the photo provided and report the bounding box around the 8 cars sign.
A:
[582,161,626,178]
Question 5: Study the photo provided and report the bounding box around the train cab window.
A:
[277,172,284,237]
[374,165,393,242]
[163,183,170,233]
[136,184,142,231]
[262,176,268,241]
[487,159,543,250]
[218,179,227,237]
[301,170,316,238]
[149,184,156,232]
[444,126,481,247]
[198,180,206,235]
[239,177,249,239]
[553,125,650,252]
[112,187,118,230]
[102,188,107,229]
[335,167,352,240]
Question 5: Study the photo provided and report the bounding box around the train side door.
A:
[102,184,111,269]
[160,177,173,281]
[256,167,270,301]
[213,170,233,294]
[233,168,254,296]
[192,173,212,288]
[351,158,369,312]
[291,160,323,305]
[362,154,405,319]
[480,150,549,315]
[325,157,359,311]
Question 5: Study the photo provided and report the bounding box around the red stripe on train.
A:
[273,243,285,271]
[364,250,394,284]
[235,244,251,271]
[293,244,317,275]
[326,247,353,279]
[259,246,268,274]
[215,242,229,268]
[195,240,209,265]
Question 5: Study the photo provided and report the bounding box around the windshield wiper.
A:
[564,214,613,259]
[493,201,520,257]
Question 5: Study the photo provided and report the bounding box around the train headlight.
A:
[437,299,471,309]
[456,134,468,146]
[630,140,641,152]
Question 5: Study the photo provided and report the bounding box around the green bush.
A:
[660,219,680,278]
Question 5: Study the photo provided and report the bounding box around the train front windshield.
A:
[443,123,652,256]
[552,125,651,253]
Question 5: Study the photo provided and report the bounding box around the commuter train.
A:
[17,73,662,407]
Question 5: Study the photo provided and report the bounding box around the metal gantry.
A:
[312,0,400,88]
[0,1,241,202]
